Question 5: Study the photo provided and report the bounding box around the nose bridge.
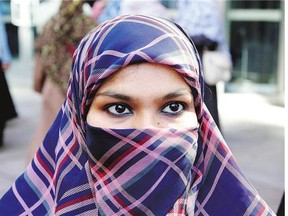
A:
[134,110,158,129]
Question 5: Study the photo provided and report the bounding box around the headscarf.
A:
[0,15,275,215]
[35,0,96,94]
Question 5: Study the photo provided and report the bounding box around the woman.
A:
[0,15,275,215]
[28,0,96,162]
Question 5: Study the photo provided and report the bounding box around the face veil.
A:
[0,15,275,215]
[86,125,199,215]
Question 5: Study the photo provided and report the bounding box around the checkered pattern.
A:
[0,15,275,215]
[86,125,198,215]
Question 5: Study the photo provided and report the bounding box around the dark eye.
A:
[162,102,185,115]
[106,104,132,116]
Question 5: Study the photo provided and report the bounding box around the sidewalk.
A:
[0,58,285,212]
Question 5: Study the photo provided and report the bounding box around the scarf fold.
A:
[86,124,198,215]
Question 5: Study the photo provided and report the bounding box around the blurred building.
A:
[1,0,61,60]
[1,0,285,104]
[225,1,284,106]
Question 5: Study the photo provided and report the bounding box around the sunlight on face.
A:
[87,63,198,129]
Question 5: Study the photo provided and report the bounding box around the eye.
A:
[105,103,133,116]
[161,102,186,115]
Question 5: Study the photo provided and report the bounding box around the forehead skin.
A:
[98,63,190,98]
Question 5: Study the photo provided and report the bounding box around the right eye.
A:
[105,103,133,117]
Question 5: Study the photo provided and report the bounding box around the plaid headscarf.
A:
[0,15,275,215]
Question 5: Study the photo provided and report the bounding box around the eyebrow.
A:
[95,91,135,101]
[95,89,193,101]
[162,89,193,100]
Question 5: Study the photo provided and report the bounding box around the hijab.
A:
[0,15,275,215]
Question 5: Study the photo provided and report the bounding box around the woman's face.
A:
[87,63,198,129]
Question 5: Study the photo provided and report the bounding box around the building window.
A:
[226,0,283,91]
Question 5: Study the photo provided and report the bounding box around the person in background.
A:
[119,0,169,18]
[277,193,284,216]
[0,8,17,147]
[97,0,170,23]
[0,15,275,215]
[89,0,108,22]
[175,0,231,130]
[96,0,120,23]
[27,0,96,162]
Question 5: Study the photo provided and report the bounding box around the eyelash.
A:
[161,101,187,116]
[104,103,133,117]
[103,101,187,117]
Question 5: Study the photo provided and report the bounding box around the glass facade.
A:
[230,21,279,84]
[226,0,283,93]
[230,1,280,9]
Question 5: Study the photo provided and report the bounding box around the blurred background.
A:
[0,0,285,213]
[2,0,285,102]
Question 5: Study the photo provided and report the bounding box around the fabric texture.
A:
[175,0,225,51]
[34,0,96,94]
[0,15,275,215]
[86,125,198,215]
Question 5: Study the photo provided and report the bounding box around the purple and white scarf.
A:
[86,125,198,215]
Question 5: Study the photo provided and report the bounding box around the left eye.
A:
[161,102,185,115]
